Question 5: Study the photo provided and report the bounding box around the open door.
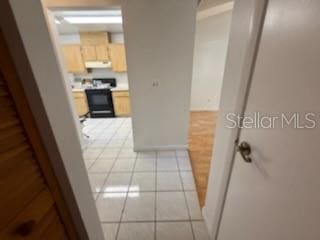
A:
[218,0,320,239]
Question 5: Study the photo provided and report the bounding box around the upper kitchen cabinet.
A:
[62,44,86,73]
[80,32,110,45]
[81,45,97,61]
[80,32,110,62]
[109,44,127,72]
[96,45,110,61]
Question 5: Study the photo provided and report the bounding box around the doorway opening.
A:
[51,7,139,238]
[48,2,208,239]
[189,1,234,207]
[52,8,132,148]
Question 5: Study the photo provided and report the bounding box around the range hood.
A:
[85,61,112,69]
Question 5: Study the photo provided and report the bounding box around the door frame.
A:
[0,0,121,239]
[202,0,269,239]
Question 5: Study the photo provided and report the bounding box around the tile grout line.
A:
[90,119,126,202]
[115,130,138,240]
[86,121,116,200]
[176,150,197,240]
[85,119,119,172]
[106,119,130,240]
[86,138,113,171]
[84,119,110,150]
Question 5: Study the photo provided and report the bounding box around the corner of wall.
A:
[201,206,214,240]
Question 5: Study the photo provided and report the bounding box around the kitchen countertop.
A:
[72,88,85,92]
[72,85,129,92]
[110,85,129,92]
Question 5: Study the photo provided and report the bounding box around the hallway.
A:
[82,118,210,240]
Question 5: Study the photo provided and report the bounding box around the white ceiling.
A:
[54,1,233,35]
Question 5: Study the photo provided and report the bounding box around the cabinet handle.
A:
[15,220,36,236]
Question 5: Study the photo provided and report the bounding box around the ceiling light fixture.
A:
[55,19,61,24]
[64,16,122,24]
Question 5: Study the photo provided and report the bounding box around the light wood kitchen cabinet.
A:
[80,32,109,45]
[96,44,110,61]
[62,45,86,73]
[112,91,131,116]
[81,44,110,62]
[81,45,97,61]
[80,32,110,62]
[72,91,89,116]
[109,44,127,72]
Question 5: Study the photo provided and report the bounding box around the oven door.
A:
[85,89,115,117]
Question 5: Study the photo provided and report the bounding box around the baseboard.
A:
[134,144,188,152]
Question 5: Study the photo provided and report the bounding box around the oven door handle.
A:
[91,110,112,114]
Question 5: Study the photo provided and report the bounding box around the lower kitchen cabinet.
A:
[72,91,89,116]
[112,90,131,117]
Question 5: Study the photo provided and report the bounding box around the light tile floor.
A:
[82,118,210,240]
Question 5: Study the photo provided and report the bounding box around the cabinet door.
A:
[62,45,86,73]
[109,44,127,72]
[112,91,131,116]
[96,45,109,61]
[80,32,109,45]
[81,45,97,61]
[72,92,89,116]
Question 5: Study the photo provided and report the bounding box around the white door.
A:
[218,0,320,239]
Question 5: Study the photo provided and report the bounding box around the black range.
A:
[85,78,116,118]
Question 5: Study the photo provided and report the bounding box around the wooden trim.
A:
[0,30,79,239]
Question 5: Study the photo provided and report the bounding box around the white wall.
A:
[110,32,124,43]
[190,11,232,111]
[59,33,129,86]
[121,0,197,151]
[59,33,80,44]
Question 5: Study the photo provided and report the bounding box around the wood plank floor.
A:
[188,111,218,207]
